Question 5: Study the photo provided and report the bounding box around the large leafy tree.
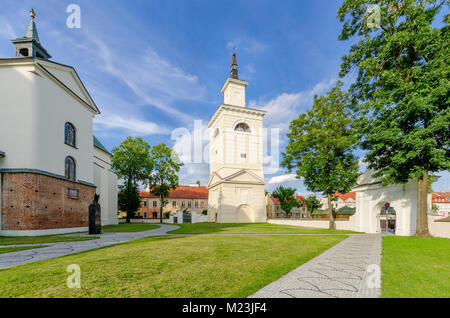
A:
[338,0,449,236]
[111,136,153,223]
[148,143,183,223]
[282,82,360,229]
[305,196,322,218]
[272,186,299,218]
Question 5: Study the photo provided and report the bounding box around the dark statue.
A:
[89,193,102,235]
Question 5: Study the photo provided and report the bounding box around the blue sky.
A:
[1,0,448,194]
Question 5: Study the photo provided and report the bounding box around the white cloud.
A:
[89,37,206,125]
[172,121,211,186]
[51,30,205,126]
[265,174,304,193]
[268,174,299,184]
[249,78,336,133]
[94,114,169,137]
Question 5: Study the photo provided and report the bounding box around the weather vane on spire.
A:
[30,8,36,20]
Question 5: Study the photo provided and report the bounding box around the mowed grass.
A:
[168,222,358,234]
[0,246,47,254]
[102,223,160,232]
[0,235,99,246]
[381,236,450,298]
[0,234,346,298]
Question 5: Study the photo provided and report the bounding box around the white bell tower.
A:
[207,52,267,223]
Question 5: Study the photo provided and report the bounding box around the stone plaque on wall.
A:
[67,188,80,200]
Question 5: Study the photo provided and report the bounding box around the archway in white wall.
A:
[375,201,397,235]
[236,204,254,223]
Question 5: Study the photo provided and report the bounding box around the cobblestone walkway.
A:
[0,225,178,269]
[249,234,382,298]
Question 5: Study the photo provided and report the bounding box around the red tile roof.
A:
[270,195,307,206]
[432,193,450,204]
[140,186,208,200]
[323,192,356,201]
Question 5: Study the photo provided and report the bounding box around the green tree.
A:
[338,0,449,237]
[118,183,141,223]
[272,186,299,218]
[148,143,184,223]
[111,136,153,223]
[305,196,322,218]
[282,82,360,229]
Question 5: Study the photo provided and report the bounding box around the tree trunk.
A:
[160,195,163,224]
[126,211,131,224]
[416,171,430,237]
[328,194,335,230]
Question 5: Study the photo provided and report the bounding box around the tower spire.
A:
[11,8,51,59]
[25,8,40,42]
[230,50,239,80]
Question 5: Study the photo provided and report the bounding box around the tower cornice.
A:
[208,104,266,128]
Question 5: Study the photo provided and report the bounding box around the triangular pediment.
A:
[36,61,99,114]
[223,169,266,184]
[207,172,223,188]
[208,169,265,188]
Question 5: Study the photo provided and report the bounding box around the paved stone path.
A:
[0,225,178,269]
[249,234,382,298]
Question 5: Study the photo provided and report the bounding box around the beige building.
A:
[136,185,208,219]
[266,194,308,219]
[320,192,356,211]
[207,53,267,223]
[432,192,450,218]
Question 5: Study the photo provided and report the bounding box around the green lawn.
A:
[0,234,346,298]
[168,222,358,234]
[0,235,99,246]
[0,246,47,254]
[381,236,450,298]
[102,223,160,232]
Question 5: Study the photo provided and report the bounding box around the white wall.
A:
[268,215,357,231]
[93,147,118,225]
[353,180,418,236]
[0,60,95,184]
[428,215,450,239]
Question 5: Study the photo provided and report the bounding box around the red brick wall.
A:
[1,172,96,230]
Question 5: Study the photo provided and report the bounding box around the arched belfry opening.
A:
[19,48,29,57]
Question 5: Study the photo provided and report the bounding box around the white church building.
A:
[207,53,267,223]
[0,10,118,236]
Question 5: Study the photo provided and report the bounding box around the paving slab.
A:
[249,234,382,298]
[0,225,178,269]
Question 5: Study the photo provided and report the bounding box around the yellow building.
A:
[135,186,208,219]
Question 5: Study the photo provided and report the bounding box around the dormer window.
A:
[234,123,251,133]
[65,122,76,147]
